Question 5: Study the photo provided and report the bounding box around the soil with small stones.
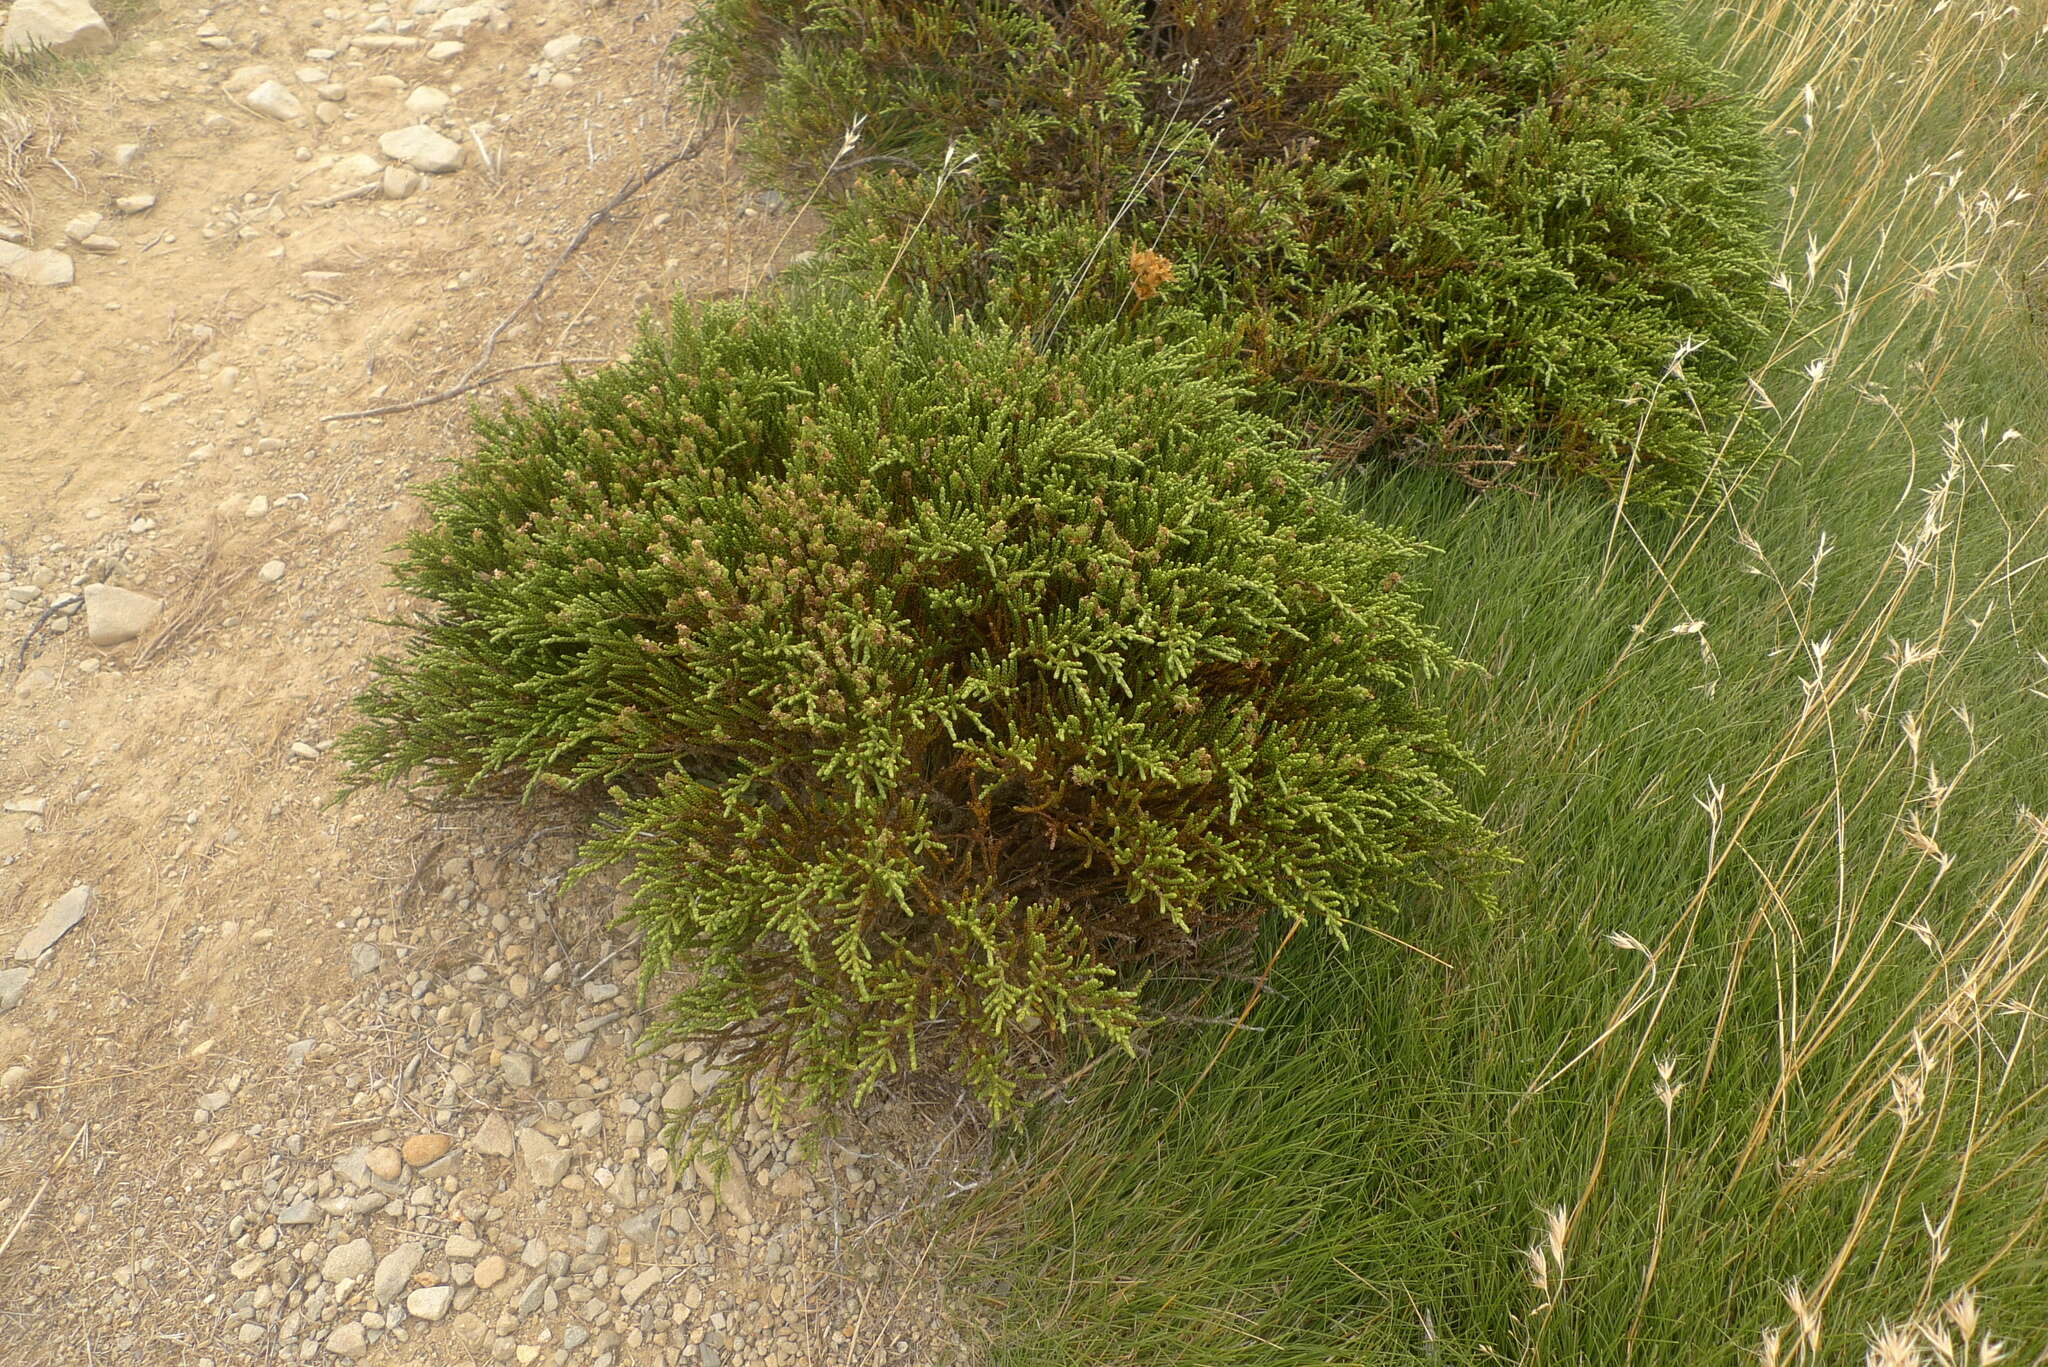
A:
[0,2,974,1363]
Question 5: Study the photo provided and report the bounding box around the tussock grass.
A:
[944,0,2048,1361]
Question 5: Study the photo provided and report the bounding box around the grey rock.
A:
[63,212,102,242]
[378,125,464,175]
[0,966,30,1012]
[82,584,163,647]
[472,1113,516,1157]
[221,62,277,95]
[516,1128,569,1188]
[426,4,492,36]
[0,243,74,288]
[1,0,115,58]
[620,1266,659,1306]
[512,1275,545,1318]
[277,1198,317,1224]
[402,85,450,119]
[381,166,422,200]
[323,1237,375,1284]
[499,1052,534,1088]
[372,1241,424,1303]
[15,885,92,961]
[115,194,157,214]
[245,80,306,121]
[323,1321,368,1358]
[349,943,381,977]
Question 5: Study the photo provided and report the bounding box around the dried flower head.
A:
[1130,247,1176,301]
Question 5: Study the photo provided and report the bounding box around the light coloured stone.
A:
[471,1254,507,1290]
[114,194,156,214]
[0,243,74,288]
[425,39,464,61]
[540,33,583,61]
[516,1128,570,1188]
[323,152,386,185]
[323,1238,374,1285]
[63,212,102,243]
[323,1321,368,1358]
[693,1154,753,1222]
[378,125,464,175]
[82,584,163,647]
[15,885,92,961]
[426,4,491,36]
[222,64,277,94]
[245,80,306,121]
[472,1113,516,1157]
[381,166,421,200]
[366,1145,402,1181]
[372,1241,423,1302]
[257,559,287,583]
[620,1266,659,1306]
[0,967,30,1012]
[1,0,115,59]
[406,1285,453,1321]
[404,85,450,118]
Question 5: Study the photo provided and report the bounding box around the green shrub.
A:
[681,0,1781,504]
[342,299,1490,1112]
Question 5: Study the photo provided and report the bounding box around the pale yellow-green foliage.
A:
[1517,0,2048,1358]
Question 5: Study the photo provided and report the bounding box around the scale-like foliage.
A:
[682,0,1781,503]
[343,300,1489,1112]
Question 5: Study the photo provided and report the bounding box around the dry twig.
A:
[321,138,706,423]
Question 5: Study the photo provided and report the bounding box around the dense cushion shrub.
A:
[341,299,1489,1112]
[681,0,1781,504]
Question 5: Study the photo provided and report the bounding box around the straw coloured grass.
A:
[941,0,2048,1361]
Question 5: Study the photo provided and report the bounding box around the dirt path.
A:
[0,3,964,1363]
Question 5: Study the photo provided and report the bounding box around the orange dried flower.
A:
[1129,247,1175,301]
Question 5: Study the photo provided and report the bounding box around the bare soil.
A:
[0,2,971,1362]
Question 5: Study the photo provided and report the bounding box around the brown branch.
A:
[313,357,618,423]
[321,136,708,424]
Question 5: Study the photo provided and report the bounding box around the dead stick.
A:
[0,1123,86,1265]
[306,181,381,209]
[314,357,616,422]
[320,137,705,424]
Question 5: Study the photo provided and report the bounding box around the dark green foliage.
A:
[681,0,1781,503]
[342,300,1489,1112]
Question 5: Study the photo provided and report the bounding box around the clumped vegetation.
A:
[682,0,1781,502]
[342,301,1488,1114]
[939,0,2048,1360]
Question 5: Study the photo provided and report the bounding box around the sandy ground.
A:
[0,1,971,1362]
